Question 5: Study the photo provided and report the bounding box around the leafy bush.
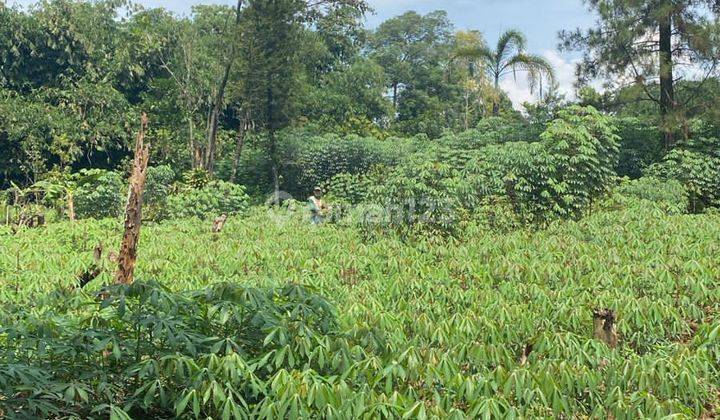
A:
[615,177,688,214]
[615,117,663,179]
[144,165,176,221]
[467,105,620,223]
[648,148,720,213]
[285,133,409,196]
[74,169,125,219]
[181,168,212,189]
[164,180,249,220]
[362,106,620,234]
[533,105,620,219]
[0,281,340,419]
[368,145,478,235]
[442,116,538,150]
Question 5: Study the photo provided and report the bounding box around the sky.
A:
[8,0,598,106]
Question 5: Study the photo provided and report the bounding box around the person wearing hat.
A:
[308,186,329,224]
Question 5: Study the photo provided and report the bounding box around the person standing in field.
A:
[308,187,329,224]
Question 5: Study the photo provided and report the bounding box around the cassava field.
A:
[1,202,719,418]
[4,0,720,418]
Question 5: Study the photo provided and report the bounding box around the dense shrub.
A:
[615,117,663,178]
[466,106,620,224]
[287,133,407,196]
[323,166,390,206]
[356,106,620,235]
[534,105,620,219]
[143,165,176,221]
[615,177,688,214]
[74,169,124,219]
[164,180,250,220]
[443,116,538,150]
[648,148,720,213]
[0,281,340,419]
[367,145,479,235]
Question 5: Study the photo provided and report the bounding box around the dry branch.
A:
[115,113,150,285]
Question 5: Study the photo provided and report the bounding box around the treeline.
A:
[0,0,538,187]
[1,0,720,217]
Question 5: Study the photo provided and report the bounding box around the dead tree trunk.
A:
[67,191,76,222]
[115,113,150,285]
[593,308,619,348]
[212,214,229,233]
[77,243,104,289]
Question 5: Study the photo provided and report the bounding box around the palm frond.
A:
[495,29,526,66]
[503,53,556,94]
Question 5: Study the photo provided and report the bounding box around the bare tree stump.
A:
[519,343,533,366]
[67,191,76,222]
[593,308,619,348]
[212,214,228,233]
[115,113,150,285]
[77,243,104,289]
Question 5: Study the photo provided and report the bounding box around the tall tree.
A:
[453,29,555,116]
[204,0,243,174]
[240,0,367,193]
[561,0,720,149]
[369,11,454,109]
[449,30,495,128]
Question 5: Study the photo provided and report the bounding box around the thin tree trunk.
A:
[492,75,501,116]
[230,117,248,183]
[392,82,398,109]
[269,129,280,197]
[188,116,196,169]
[67,191,76,222]
[659,13,676,150]
[464,92,470,130]
[115,113,150,286]
[204,0,244,174]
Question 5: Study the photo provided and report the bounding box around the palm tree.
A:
[453,29,556,115]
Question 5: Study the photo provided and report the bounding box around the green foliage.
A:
[615,117,664,178]
[369,145,477,235]
[144,165,176,221]
[2,204,719,418]
[614,177,688,214]
[371,106,620,234]
[74,169,125,219]
[287,133,406,196]
[164,180,250,220]
[0,280,339,419]
[323,166,389,205]
[181,168,212,189]
[534,105,620,219]
[648,147,720,213]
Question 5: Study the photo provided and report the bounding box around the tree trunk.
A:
[204,0,244,174]
[115,113,150,286]
[659,13,676,150]
[67,191,76,222]
[392,82,398,109]
[188,116,197,169]
[230,116,249,183]
[269,129,280,197]
[492,75,501,116]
